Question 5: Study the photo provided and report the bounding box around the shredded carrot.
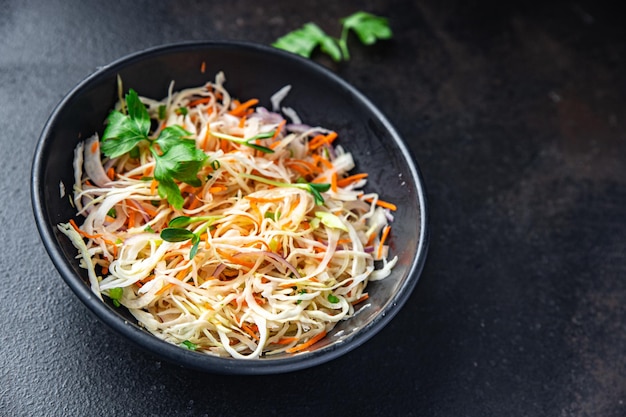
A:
[337,173,368,187]
[285,159,320,175]
[139,202,158,218]
[241,323,260,341]
[186,195,202,211]
[331,172,338,193]
[156,282,174,296]
[90,140,98,154]
[272,119,286,140]
[311,176,328,184]
[269,140,282,150]
[238,115,247,129]
[377,225,391,259]
[365,197,397,211]
[150,179,157,195]
[101,266,108,275]
[308,134,326,149]
[366,231,378,247]
[143,165,154,176]
[209,185,227,193]
[188,97,212,107]
[220,251,256,269]
[228,98,259,117]
[69,219,102,239]
[175,268,189,281]
[127,212,136,229]
[276,337,299,345]
[286,330,327,353]
[106,167,115,180]
[286,163,310,177]
[309,131,338,150]
[353,293,370,304]
[312,154,333,169]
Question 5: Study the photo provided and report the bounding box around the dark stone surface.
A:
[1,1,624,416]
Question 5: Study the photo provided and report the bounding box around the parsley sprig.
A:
[160,215,221,259]
[273,11,392,62]
[100,89,207,210]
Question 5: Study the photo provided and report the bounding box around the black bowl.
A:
[31,41,428,374]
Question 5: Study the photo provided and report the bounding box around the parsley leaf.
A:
[273,23,342,62]
[339,12,392,59]
[273,11,391,62]
[100,89,208,210]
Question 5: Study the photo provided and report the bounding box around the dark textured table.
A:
[1,1,624,416]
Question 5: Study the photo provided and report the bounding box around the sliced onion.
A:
[270,85,291,112]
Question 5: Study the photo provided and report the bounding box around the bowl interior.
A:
[32,41,428,374]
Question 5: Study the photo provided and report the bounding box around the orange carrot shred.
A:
[377,225,391,259]
[353,293,370,304]
[331,172,338,193]
[337,173,368,187]
[241,323,260,341]
[106,167,115,180]
[150,179,158,195]
[286,330,327,353]
[69,219,102,239]
[156,282,174,296]
[272,119,286,140]
[228,98,259,117]
[276,337,299,345]
[365,197,397,211]
[188,97,212,107]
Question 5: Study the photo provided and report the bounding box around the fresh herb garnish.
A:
[180,340,198,351]
[160,216,221,259]
[108,287,123,307]
[327,294,340,304]
[100,89,207,210]
[273,23,342,62]
[241,173,330,205]
[339,12,392,60]
[273,11,392,62]
[296,289,307,304]
[209,130,275,154]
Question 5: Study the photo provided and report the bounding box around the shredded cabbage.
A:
[58,72,397,358]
